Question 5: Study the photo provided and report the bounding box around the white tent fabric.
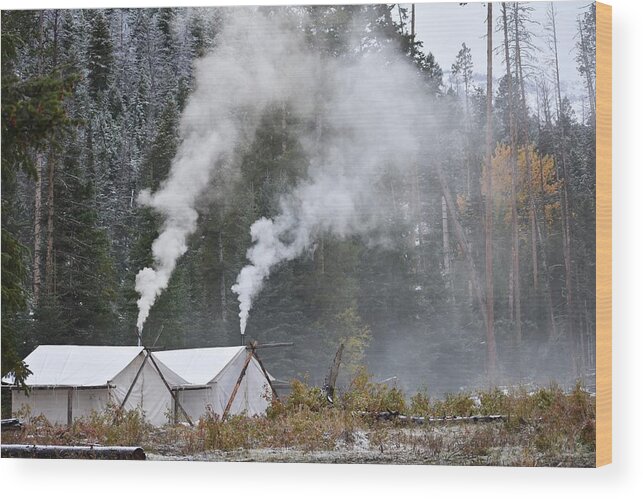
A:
[5,345,187,426]
[153,346,244,385]
[154,347,273,420]
[4,345,145,386]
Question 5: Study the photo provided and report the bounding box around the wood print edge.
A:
[595,0,612,468]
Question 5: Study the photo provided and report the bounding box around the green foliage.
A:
[1,11,75,384]
[409,390,431,416]
[341,367,406,413]
[282,378,327,413]
[87,12,113,98]
[431,392,476,417]
[0,5,597,403]
[478,388,510,415]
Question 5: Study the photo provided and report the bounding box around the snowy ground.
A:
[147,424,595,467]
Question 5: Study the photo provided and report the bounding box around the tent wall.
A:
[111,353,181,426]
[175,388,212,422]
[173,354,271,422]
[11,352,185,426]
[9,346,274,426]
[209,353,271,418]
[216,355,271,416]
[12,388,110,425]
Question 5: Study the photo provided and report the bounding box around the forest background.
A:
[1,1,597,395]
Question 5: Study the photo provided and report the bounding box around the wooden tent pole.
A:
[67,389,73,427]
[222,342,256,419]
[118,351,150,411]
[252,350,279,401]
[147,352,194,427]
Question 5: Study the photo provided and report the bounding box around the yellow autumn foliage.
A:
[483,143,560,229]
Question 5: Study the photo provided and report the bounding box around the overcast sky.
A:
[408,1,592,110]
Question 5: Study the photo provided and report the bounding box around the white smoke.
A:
[230,23,437,334]
[135,10,318,332]
[135,7,438,335]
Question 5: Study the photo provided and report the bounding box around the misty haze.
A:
[2,2,598,466]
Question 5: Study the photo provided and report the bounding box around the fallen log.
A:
[1,444,146,460]
[362,412,507,424]
[1,418,23,431]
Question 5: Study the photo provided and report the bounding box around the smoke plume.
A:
[229,14,437,334]
[135,8,437,335]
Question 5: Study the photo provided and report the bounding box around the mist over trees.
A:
[1,3,596,396]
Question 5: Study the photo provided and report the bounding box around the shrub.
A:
[283,379,326,412]
[340,367,406,413]
[409,390,431,416]
[478,388,510,415]
[431,392,475,417]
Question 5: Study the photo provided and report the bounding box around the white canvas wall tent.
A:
[2,345,187,426]
[153,344,278,422]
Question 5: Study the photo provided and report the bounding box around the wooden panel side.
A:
[595,1,612,468]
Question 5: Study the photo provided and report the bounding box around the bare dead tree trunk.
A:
[512,4,538,293]
[514,11,560,344]
[219,229,227,322]
[282,101,288,154]
[502,2,522,344]
[535,84,558,342]
[577,17,596,123]
[484,2,497,380]
[529,207,538,288]
[442,196,450,276]
[508,260,514,321]
[549,2,579,375]
[411,4,416,41]
[409,161,425,274]
[437,163,488,331]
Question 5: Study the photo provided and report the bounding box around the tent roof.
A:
[2,345,145,387]
[154,346,247,385]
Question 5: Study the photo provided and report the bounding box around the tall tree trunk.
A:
[514,7,559,341]
[529,206,538,288]
[411,161,425,274]
[33,155,43,305]
[436,163,488,332]
[219,229,227,323]
[411,4,416,41]
[484,2,497,380]
[513,4,539,292]
[577,17,596,123]
[502,3,522,344]
[33,12,45,306]
[535,86,558,341]
[549,1,578,375]
[45,11,60,296]
[442,196,450,277]
[45,149,56,295]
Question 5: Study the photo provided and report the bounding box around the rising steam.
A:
[135,8,437,336]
